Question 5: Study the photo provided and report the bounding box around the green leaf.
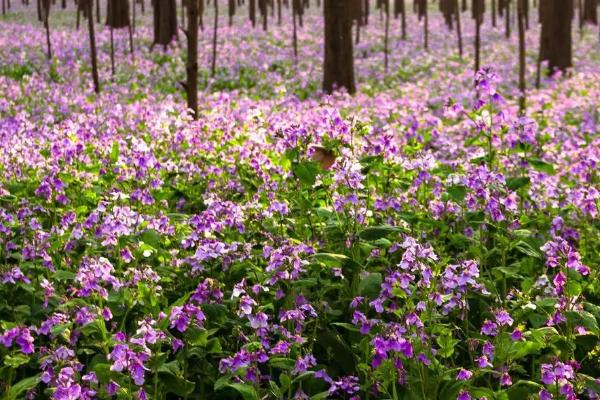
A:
[310,391,331,400]
[53,270,76,281]
[506,177,530,191]
[161,375,195,397]
[185,327,208,347]
[513,241,541,259]
[447,185,467,202]
[4,353,30,368]
[565,310,599,332]
[228,383,259,400]
[268,357,295,369]
[358,225,404,241]
[436,332,458,358]
[359,273,382,299]
[312,253,359,267]
[292,161,320,186]
[1,375,40,400]
[110,142,120,163]
[528,159,555,175]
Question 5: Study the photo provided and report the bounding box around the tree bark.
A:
[384,0,389,72]
[186,0,199,119]
[539,0,573,74]
[455,0,463,58]
[582,0,597,24]
[211,0,218,76]
[323,0,355,94]
[249,0,256,26]
[42,0,52,59]
[152,0,177,48]
[86,0,100,93]
[517,0,526,111]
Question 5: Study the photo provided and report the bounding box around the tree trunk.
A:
[492,0,496,26]
[277,0,281,24]
[106,0,130,28]
[473,0,482,72]
[211,0,218,76]
[152,0,177,48]
[455,0,463,58]
[505,0,511,38]
[259,0,267,29]
[384,0,389,72]
[517,0,526,111]
[423,0,428,49]
[110,27,115,75]
[323,0,355,94]
[186,0,199,119]
[401,0,406,38]
[292,0,298,59]
[249,0,256,26]
[228,0,234,25]
[87,0,100,93]
[42,0,52,59]
[539,0,573,74]
[582,0,597,24]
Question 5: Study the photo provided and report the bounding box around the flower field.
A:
[1,2,600,399]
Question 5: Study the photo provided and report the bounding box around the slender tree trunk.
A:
[42,0,52,59]
[96,0,99,22]
[384,0,389,72]
[474,8,481,72]
[517,0,526,111]
[455,0,463,58]
[424,0,428,50]
[539,0,573,75]
[249,0,255,26]
[401,0,406,38]
[76,0,81,29]
[492,0,496,26]
[186,0,199,119]
[132,0,136,31]
[292,0,298,59]
[128,0,135,60]
[277,0,281,24]
[110,26,115,75]
[323,0,355,94]
[211,0,218,76]
[505,0,511,37]
[87,0,100,93]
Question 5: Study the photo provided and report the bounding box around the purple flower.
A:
[480,320,498,336]
[456,368,473,381]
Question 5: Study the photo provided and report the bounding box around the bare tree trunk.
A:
[399,0,405,38]
[211,0,218,76]
[186,0,199,119]
[505,0,511,37]
[323,0,355,94]
[110,26,115,75]
[455,0,463,58]
[384,0,389,72]
[249,0,255,26]
[474,5,481,72]
[228,0,234,25]
[424,0,428,50]
[87,0,100,93]
[517,0,526,111]
[42,0,52,59]
[96,0,99,22]
[492,0,496,26]
[277,0,281,24]
[292,0,298,59]
[539,0,573,74]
